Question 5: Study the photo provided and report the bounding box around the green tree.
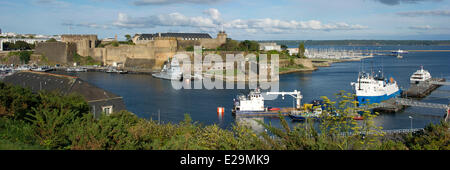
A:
[2,42,14,50]
[125,34,132,42]
[19,51,32,64]
[8,51,32,64]
[15,41,32,50]
[219,38,240,51]
[239,40,259,51]
[111,41,119,47]
[46,38,57,42]
[185,46,194,51]
[298,42,306,58]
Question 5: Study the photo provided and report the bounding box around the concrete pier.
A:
[403,78,445,98]
[374,78,447,113]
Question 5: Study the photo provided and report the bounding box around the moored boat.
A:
[232,88,266,115]
[31,66,52,72]
[351,70,401,104]
[152,57,183,81]
[392,49,408,55]
[410,66,431,84]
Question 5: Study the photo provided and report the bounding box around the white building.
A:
[259,42,281,51]
[102,38,116,42]
[0,38,48,44]
[287,48,299,56]
[0,32,17,37]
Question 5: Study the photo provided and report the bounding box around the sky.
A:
[1,0,450,40]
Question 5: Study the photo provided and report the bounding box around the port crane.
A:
[266,90,303,109]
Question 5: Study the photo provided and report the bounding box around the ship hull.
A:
[152,73,182,80]
[232,108,288,116]
[356,89,402,104]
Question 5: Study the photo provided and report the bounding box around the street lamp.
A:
[408,116,413,130]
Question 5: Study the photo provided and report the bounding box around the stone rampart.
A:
[34,42,76,64]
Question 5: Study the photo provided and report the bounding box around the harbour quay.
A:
[374,78,448,113]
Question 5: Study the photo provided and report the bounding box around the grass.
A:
[279,64,306,72]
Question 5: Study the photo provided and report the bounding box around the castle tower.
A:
[217,30,227,44]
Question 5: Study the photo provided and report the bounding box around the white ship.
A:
[67,67,88,72]
[31,66,52,72]
[410,66,431,84]
[152,58,183,81]
[14,65,31,71]
[106,67,127,74]
[392,49,408,54]
[232,88,265,114]
[351,71,401,104]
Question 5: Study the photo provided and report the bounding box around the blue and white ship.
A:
[351,71,402,104]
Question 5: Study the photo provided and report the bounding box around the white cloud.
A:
[76,8,368,34]
[203,8,222,24]
[112,12,217,29]
[223,18,368,33]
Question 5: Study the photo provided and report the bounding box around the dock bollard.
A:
[217,107,224,120]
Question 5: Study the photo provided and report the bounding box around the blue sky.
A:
[1,0,450,40]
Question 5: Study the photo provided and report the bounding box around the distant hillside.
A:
[258,40,450,46]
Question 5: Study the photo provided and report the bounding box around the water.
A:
[53,46,450,130]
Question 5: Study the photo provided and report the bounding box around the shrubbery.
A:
[7,51,32,64]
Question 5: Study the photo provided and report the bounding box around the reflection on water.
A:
[235,116,265,134]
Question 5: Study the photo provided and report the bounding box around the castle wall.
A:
[61,35,98,57]
[34,42,76,64]
[89,48,106,63]
[177,40,202,50]
[52,33,226,69]
[90,39,177,69]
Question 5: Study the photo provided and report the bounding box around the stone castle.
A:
[34,31,227,69]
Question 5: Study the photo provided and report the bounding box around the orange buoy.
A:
[217,107,224,119]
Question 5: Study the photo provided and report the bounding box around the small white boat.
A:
[14,65,31,71]
[66,67,87,72]
[392,49,408,54]
[74,68,86,72]
[31,66,52,72]
[232,88,266,115]
[106,68,127,74]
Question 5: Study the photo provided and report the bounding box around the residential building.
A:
[287,48,299,56]
[259,42,281,51]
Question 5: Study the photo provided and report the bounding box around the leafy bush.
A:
[403,121,450,150]
[0,82,39,119]
[8,51,33,64]
[0,118,39,147]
